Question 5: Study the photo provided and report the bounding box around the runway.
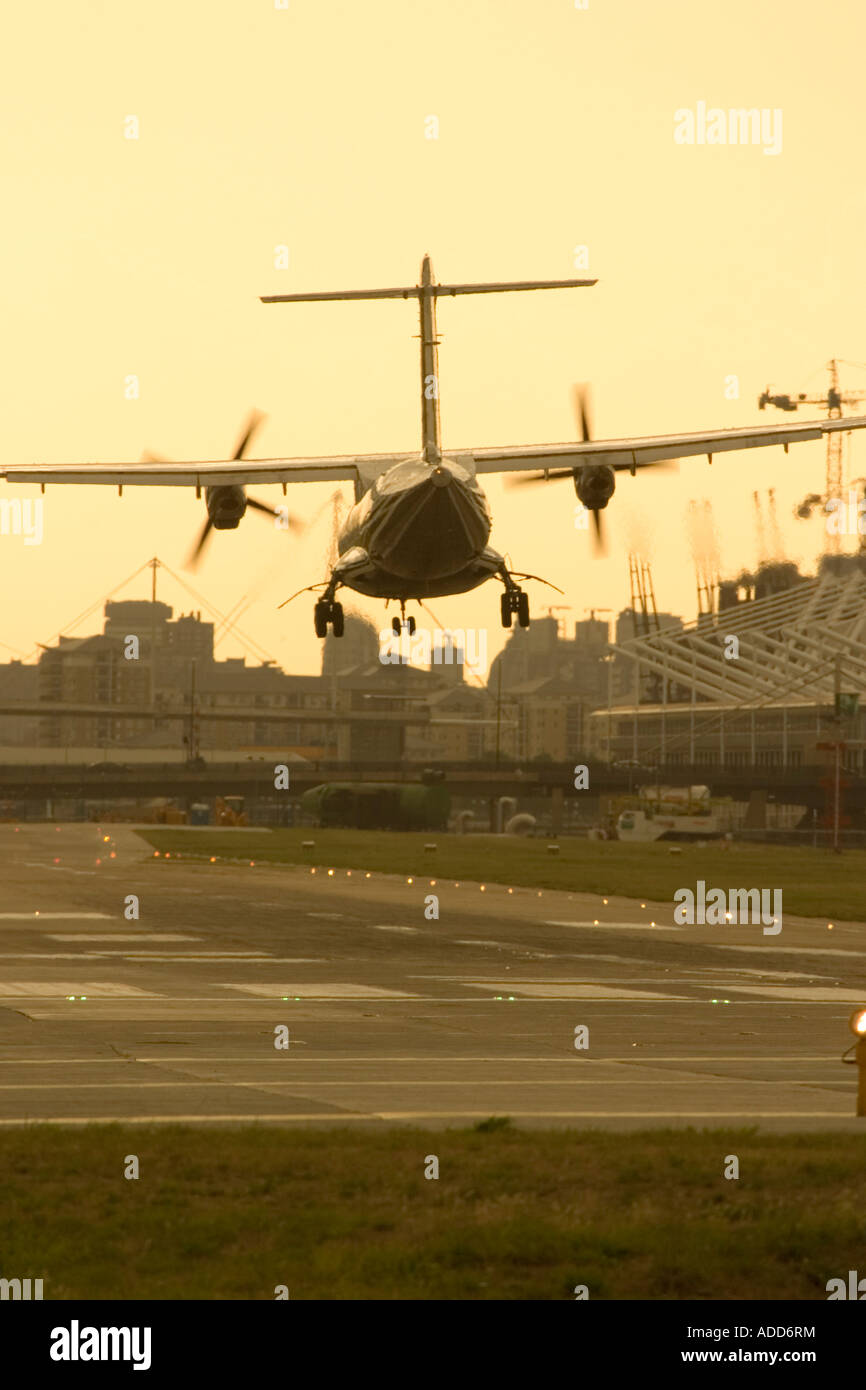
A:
[0,823,864,1129]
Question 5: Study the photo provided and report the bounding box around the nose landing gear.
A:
[391,602,416,636]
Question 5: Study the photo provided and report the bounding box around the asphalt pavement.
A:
[0,823,863,1129]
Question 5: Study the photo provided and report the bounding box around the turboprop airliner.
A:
[4,255,863,638]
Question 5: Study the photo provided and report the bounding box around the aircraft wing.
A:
[0,453,406,488]
[6,415,864,487]
[464,416,866,474]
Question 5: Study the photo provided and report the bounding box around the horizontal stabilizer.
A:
[432,278,596,296]
[261,278,597,305]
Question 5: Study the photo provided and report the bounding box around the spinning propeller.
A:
[508,385,675,554]
[145,411,305,569]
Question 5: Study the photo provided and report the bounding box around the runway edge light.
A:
[845,1008,866,1116]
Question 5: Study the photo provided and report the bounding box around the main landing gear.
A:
[313,596,344,637]
[499,573,530,629]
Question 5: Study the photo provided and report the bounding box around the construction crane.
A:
[543,603,572,638]
[759,360,866,553]
[685,499,719,618]
[628,555,659,637]
[627,555,667,703]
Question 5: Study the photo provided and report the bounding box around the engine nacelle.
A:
[205,484,247,530]
[574,464,615,511]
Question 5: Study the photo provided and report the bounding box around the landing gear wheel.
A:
[392,609,416,636]
[314,596,344,637]
[500,574,530,630]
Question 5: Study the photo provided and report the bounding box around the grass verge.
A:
[1,1124,864,1299]
[138,828,866,921]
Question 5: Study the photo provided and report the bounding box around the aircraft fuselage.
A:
[334,453,499,599]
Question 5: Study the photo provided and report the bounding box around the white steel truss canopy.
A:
[611,571,866,709]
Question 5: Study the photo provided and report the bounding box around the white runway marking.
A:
[112,954,316,963]
[217,982,420,998]
[544,920,682,932]
[712,944,866,959]
[0,912,111,921]
[46,933,201,942]
[461,981,688,1000]
[0,1055,840,1065]
[369,925,419,934]
[0,1078,834,1091]
[0,981,160,997]
[559,953,826,982]
[0,1111,852,1126]
[717,968,824,981]
[23,865,98,876]
[0,953,112,960]
[722,985,866,1002]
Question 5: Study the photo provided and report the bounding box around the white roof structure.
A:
[611,571,866,708]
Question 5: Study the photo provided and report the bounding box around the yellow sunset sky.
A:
[2,0,866,673]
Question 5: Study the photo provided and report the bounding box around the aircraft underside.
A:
[312,541,534,636]
[332,544,503,600]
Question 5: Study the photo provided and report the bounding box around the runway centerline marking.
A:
[46,933,202,943]
[457,982,690,1000]
[0,1111,854,1126]
[714,984,866,1001]
[0,1078,832,1091]
[0,1055,841,1065]
[0,913,111,921]
[712,944,866,959]
[0,981,160,997]
[544,920,682,932]
[215,982,420,998]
